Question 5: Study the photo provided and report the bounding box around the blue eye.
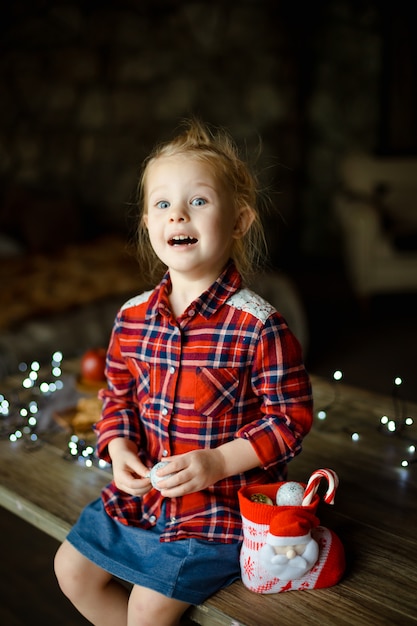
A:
[156,200,170,209]
[191,197,206,206]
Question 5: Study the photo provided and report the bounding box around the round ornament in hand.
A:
[276,481,305,506]
[149,461,174,490]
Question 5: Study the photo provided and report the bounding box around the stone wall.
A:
[0,0,387,264]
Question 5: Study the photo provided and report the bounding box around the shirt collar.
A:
[146,259,242,321]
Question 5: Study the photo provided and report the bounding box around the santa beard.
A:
[259,537,319,581]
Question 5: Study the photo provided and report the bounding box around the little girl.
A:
[54,120,313,625]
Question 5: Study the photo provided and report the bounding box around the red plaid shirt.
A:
[96,261,313,543]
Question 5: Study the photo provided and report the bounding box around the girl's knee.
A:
[128,586,190,626]
[54,540,102,601]
[54,541,82,599]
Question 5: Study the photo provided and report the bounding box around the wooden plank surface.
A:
[0,438,109,541]
[1,372,417,625]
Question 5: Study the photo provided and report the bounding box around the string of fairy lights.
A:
[380,377,416,468]
[0,352,109,470]
[315,370,416,469]
[0,357,415,470]
[0,351,65,447]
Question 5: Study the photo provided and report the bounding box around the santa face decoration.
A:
[258,503,320,581]
[259,534,319,581]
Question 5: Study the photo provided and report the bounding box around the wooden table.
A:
[1,370,416,626]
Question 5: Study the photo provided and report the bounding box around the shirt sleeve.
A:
[95,315,143,463]
[236,313,313,470]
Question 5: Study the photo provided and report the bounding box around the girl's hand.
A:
[156,438,260,498]
[156,448,225,497]
[108,438,152,496]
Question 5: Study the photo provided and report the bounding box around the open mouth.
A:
[168,235,198,246]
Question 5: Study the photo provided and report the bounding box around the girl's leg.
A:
[128,584,191,626]
[54,539,129,625]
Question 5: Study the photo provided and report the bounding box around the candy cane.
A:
[302,468,339,506]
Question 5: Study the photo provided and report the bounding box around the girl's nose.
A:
[169,204,189,222]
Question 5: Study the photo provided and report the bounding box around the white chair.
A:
[333,154,417,302]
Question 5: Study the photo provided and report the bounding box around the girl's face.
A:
[144,155,242,284]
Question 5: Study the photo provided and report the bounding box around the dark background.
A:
[1,0,416,401]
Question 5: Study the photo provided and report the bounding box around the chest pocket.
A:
[126,357,150,398]
[195,366,240,418]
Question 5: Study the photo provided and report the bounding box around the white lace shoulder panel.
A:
[120,290,153,311]
[226,288,275,323]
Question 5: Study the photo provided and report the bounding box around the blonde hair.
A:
[136,119,267,283]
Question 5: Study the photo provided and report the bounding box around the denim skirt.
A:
[66,497,241,605]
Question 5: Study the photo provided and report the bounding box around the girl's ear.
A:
[233,205,255,239]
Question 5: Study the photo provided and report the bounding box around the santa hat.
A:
[266,508,319,546]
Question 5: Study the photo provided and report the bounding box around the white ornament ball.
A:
[149,461,173,490]
[276,481,305,506]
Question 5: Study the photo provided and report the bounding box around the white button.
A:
[162,407,168,416]
[188,309,195,317]
[169,366,175,374]
[149,515,156,523]
[170,516,176,524]
[162,449,168,457]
